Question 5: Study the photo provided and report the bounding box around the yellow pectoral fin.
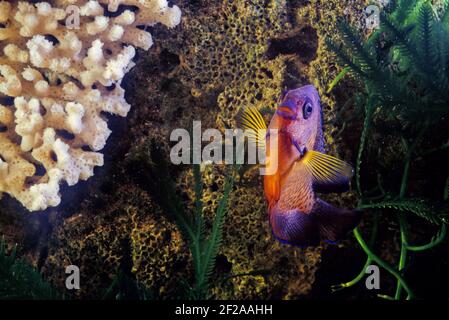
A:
[236,107,267,149]
[301,150,353,186]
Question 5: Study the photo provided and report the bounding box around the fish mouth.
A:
[276,100,297,120]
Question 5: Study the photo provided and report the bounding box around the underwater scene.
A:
[1,0,449,305]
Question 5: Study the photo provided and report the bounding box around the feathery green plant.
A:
[328,0,449,300]
[327,0,449,128]
[102,269,154,300]
[0,236,61,300]
[143,142,236,299]
[0,235,154,300]
[359,198,447,225]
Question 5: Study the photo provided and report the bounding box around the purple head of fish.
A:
[276,99,297,119]
[275,85,323,153]
[277,85,320,117]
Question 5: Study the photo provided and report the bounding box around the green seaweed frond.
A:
[102,269,154,300]
[359,198,445,225]
[142,141,235,299]
[444,176,449,201]
[336,20,382,78]
[393,0,417,23]
[442,0,449,25]
[0,237,61,300]
[144,143,194,244]
[329,0,449,126]
[355,97,375,197]
[416,2,435,57]
[326,67,350,93]
[329,0,449,300]
[194,170,234,298]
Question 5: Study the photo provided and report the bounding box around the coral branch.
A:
[0,0,181,211]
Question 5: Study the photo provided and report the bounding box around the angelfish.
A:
[238,85,362,247]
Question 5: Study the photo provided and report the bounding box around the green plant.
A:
[0,236,61,300]
[328,0,449,127]
[143,142,236,299]
[327,0,449,300]
[0,237,156,300]
[102,269,154,300]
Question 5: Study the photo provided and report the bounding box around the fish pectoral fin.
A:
[236,106,267,149]
[313,178,350,194]
[311,199,363,243]
[301,150,353,191]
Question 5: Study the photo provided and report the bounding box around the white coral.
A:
[0,0,181,211]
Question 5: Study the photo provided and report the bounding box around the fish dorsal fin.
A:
[236,107,267,148]
[301,150,353,186]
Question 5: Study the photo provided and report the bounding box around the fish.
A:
[237,85,362,247]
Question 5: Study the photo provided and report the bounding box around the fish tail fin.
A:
[312,198,362,243]
[269,207,320,247]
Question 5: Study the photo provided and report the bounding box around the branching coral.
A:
[0,0,181,211]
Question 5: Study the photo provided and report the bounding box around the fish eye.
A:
[303,101,313,119]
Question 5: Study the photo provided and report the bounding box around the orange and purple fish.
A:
[238,85,361,247]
